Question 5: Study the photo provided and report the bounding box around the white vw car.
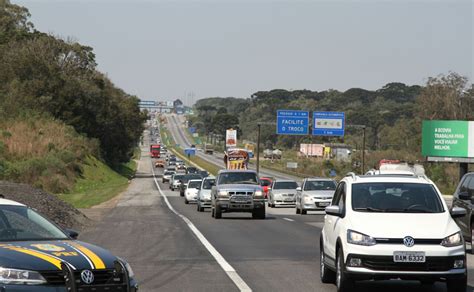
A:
[320,173,467,292]
[184,179,202,204]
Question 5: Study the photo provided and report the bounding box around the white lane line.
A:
[282,218,294,222]
[151,163,252,292]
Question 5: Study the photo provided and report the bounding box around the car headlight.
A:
[254,190,264,198]
[0,267,47,285]
[347,229,376,246]
[303,195,313,204]
[441,232,463,247]
[117,258,135,278]
[218,191,229,198]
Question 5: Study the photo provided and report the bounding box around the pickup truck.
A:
[211,170,265,219]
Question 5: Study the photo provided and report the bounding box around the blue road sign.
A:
[184,148,196,156]
[313,111,345,137]
[276,110,309,135]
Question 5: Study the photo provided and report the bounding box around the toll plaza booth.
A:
[224,148,249,170]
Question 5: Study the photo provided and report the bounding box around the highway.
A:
[79,129,474,292]
[165,114,299,181]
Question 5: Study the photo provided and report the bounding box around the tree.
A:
[417,72,473,120]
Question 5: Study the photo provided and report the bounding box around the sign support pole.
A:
[460,163,468,180]
[256,124,261,176]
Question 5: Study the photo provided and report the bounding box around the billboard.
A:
[226,129,237,147]
[422,120,474,159]
[313,111,345,136]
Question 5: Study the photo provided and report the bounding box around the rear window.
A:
[219,172,258,185]
[352,183,444,213]
[202,179,216,189]
[173,175,184,180]
[273,181,298,190]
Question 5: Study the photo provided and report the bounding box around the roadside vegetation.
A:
[189,76,474,194]
[0,2,145,206]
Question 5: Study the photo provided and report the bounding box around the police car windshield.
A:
[352,183,444,213]
[0,205,68,241]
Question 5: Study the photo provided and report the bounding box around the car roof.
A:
[345,173,433,184]
[306,177,335,181]
[0,199,26,207]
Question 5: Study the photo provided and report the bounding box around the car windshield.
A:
[183,175,202,183]
[273,181,298,189]
[219,172,258,185]
[352,183,444,213]
[0,205,68,241]
[260,179,272,187]
[304,180,336,191]
[164,171,174,175]
[188,180,202,188]
[173,175,184,181]
[202,179,216,189]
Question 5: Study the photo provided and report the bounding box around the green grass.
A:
[58,155,138,208]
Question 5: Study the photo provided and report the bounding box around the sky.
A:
[15,0,473,104]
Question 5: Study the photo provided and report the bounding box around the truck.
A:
[223,148,249,170]
[211,170,265,219]
[150,144,161,158]
[204,143,214,155]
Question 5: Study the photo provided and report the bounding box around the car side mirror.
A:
[65,229,79,239]
[458,191,470,200]
[296,187,302,191]
[325,206,343,217]
[450,207,467,219]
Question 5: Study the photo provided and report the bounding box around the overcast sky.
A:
[15,0,473,104]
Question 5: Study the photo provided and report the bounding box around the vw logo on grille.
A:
[403,236,415,247]
[81,270,94,284]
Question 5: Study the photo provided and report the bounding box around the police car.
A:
[0,198,138,291]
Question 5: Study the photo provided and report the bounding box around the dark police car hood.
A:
[0,240,118,271]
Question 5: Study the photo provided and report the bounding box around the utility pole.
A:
[256,124,261,176]
[362,126,366,175]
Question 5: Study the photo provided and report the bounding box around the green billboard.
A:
[422,120,474,158]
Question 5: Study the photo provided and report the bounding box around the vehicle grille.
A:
[228,191,254,196]
[281,194,295,197]
[315,196,332,200]
[351,255,464,272]
[230,195,253,203]
[41,269,124,286]
[375,238,442,245]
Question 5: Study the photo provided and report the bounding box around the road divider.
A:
[150,161,252,292]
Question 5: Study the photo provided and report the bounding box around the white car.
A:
[320,173,467,292]
[197,177,216,212]
[184,179,202,204]
[268,180,298,207]
[162,170,175,183]
[296,178,336,214]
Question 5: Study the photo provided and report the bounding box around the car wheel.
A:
[296,206,301,214]
[446,274,467,292]
[184,198,189,204]
[336,248,353,292]
[215,205,222,219]
[252,208,265,219]
[301,209,307,215]
[271,203,275,208]
[211,207,215,217]
[180,192,184,197]
[320,241,336,283]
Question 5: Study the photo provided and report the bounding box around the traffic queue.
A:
[154,139,470,292]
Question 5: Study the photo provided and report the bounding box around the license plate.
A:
[318,202,330,207]
[393,251,425,263]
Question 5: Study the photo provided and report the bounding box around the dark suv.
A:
[179,174,203,196]
[452,172,474,251]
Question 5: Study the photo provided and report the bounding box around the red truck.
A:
[150,144,161,158]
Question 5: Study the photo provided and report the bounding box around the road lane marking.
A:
[151,163,252,292]
[282,218,294,222]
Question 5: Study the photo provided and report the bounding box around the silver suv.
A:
[211,170,265,219]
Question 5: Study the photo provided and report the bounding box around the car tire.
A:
[184,198,189,204]
[211,207,215,217]
[336,248,353,292]
[320,241,336,283]
[271,203,275,208]
[296,207,301,214]
[301,209,307,215]
[446,274,467,292]
[215,205,222,219]
[252,207,265,219]
[180,192,184,197]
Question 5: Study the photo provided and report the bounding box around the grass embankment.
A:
[160,126,220,176]
[59,150,139,208]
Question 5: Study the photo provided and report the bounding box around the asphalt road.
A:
[79,132,474,291]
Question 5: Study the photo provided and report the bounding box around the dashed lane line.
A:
[151,163,252,292]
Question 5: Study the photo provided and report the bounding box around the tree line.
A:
[0,2,146,165]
